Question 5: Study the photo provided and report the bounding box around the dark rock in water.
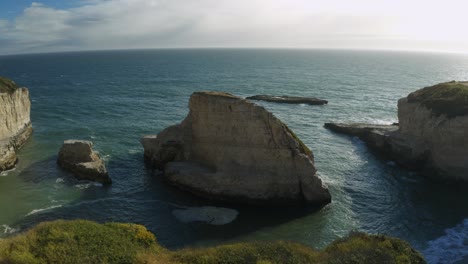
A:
[325,81,468,181]
[142,91,331,207]
[57,140,111,184]
[246,95,328,105]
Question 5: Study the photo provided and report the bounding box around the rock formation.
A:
[246,95,328,105]
[325,81,468,181]
[57,140,111,184]
[0,77,32,172]
[142,91,331,206]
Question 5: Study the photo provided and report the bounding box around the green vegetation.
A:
[0,220,425,264]
[0,77,19,93]
[0,220,163,264]
[282,123,313,157]
[407,81,468,118]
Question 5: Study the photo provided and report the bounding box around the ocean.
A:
[0,49,467,263]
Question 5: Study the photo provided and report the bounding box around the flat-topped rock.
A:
[246,95,328,105]
[57,140,111,184]
[0,77,32,172]
[142,91,331,206]
[326,81,468,181]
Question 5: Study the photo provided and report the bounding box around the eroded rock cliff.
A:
[326,81,468,181]
[0,77,32,172]
[142,91,331,206]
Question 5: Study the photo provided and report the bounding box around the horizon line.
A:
[1,47,468,57]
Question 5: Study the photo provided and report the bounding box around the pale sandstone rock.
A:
[0,79,32,172]
[57,140,111,184]
[325,81,468,181]
[142,91,331,206]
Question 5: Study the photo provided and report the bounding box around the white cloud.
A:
[1,0,468,54]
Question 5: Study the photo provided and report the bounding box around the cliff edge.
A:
[142,91,331,206]
[0,77,32,172]
[326,81,468,181]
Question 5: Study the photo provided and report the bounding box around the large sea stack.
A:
[142,91,331,206]
[326,81,468,181]
[0,77,32,172]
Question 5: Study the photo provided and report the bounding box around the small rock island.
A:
[0,77,32,172]
[246,95,328,105]
[142,91,331,206]
[326,81,468,181]
[57,140,111,184]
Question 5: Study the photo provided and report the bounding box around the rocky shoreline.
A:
[325,81,468,181]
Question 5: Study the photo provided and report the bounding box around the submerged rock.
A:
[57,140,111,184]
[0,77,32,172]
[142,91,331,206]
[172,206,238,225]
[326,81,468,181]
[246,95,328,105]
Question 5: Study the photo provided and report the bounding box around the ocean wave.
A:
[26,205,63,216]
[424,218,468,264]
[2,224,19,234]
[0,167,16,177]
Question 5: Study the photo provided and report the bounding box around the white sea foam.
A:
[0,167,16,177]
[172,206,239,225]
[424,219,468,264]
[55,178,65,183]
[2,224,19,234]
[26,205,62,216]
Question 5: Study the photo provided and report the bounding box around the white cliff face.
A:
[398,97,468,180]
[142,91,331,206]
[0,87,32,171]
[0,88,31,140]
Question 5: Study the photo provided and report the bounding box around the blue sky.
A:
[0,1,81,20]
[1,0,468,55]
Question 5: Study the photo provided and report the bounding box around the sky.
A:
[1,0,468,55]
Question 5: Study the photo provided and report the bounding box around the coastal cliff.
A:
[142,91,331,206]
[0,77,32,172]
[326,81,468,181]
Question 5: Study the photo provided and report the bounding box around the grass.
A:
[282,123,313,157]
[0,220,426,264]
[0,77,19,93]
[407,81,468,118]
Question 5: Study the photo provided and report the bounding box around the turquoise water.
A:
[1,49,468,263]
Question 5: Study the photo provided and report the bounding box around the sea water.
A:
[0,49,467,263]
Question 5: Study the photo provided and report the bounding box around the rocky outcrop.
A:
[246,95,328,105]
[142,91,331,206]
[57,140,111,184]
[325,81,468,181]
[0,77,32,172]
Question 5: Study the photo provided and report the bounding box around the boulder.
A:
[0,77,32,172]
[57,140,111,184]
[325,81,468,181]
[142,91,331,206]
[246,95,328,105]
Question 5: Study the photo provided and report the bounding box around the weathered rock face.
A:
[0,77,32,172]
[142,91,331,206]
[246,95,328,105]
[325,81,468,181]
[396,81,468,180]
[57,140,111,184]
